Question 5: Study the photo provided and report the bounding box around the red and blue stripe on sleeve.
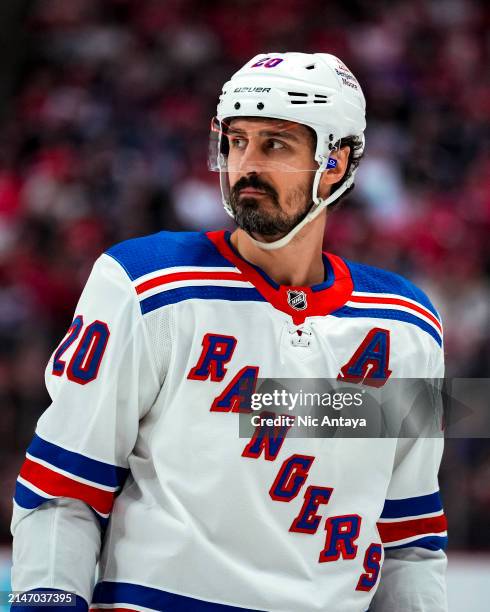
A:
[14,434,129,526]
[377,491,447,551]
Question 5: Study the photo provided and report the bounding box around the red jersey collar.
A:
[206,230,353,325]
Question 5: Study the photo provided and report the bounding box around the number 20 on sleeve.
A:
[52,315,110,385]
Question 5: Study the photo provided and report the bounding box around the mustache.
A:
[231,175,279,201]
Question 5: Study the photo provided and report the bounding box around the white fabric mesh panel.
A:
[143,307,173,385]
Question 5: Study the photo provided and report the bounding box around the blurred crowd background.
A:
[0,0,489,551]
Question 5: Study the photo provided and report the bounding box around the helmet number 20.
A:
[251,57,284,68]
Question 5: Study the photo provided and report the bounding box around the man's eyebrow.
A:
[227,127,301,142]
[259,129,300,142]
[227,127,247,136]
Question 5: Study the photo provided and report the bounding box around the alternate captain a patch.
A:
[287,289,307,311]
[338,328,392,387]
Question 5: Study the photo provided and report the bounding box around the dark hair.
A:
[327,135,365,211]
[304,127,364,211]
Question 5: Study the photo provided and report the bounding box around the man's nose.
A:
[236,141,268,174]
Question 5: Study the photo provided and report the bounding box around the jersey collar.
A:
[206,230,353,325]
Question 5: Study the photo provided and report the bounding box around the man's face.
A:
[226,118,318,239]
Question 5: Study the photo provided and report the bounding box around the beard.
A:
[228,174,313,238]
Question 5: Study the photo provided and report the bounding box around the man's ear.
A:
[318,146,350,199]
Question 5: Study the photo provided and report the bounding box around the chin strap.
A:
[247,157,356,251]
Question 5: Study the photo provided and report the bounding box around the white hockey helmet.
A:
[209,52,367,250]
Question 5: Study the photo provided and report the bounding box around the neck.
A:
[230,212,327,286]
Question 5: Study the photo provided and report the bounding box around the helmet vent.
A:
[305,64,316,70]
[287,91,328,105]
[288,91,308,105]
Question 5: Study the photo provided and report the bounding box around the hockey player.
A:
[11,53,448,612]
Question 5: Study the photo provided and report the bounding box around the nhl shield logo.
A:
[287,289,307,310]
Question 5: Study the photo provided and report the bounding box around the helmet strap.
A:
[247,158,329,251]
[221,155,358,251]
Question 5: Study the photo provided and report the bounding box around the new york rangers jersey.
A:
[11,230,448,612]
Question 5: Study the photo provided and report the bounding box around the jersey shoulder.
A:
[345,259,440,319]
[105,230,233,282]
[338,259,443,347]
[345,260,440,319]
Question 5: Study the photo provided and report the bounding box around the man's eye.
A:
[230,138,246,148]
[268,139,286,150]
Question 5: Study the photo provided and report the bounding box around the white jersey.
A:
[11,230,447,612]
